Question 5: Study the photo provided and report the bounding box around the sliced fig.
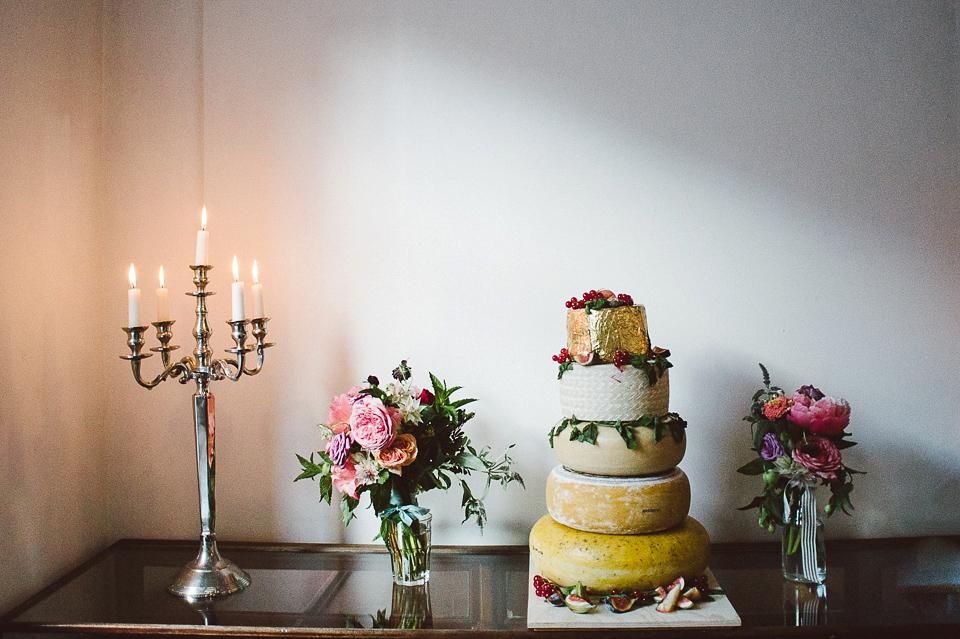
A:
[682,586,701,601]
[547,592,565,607]
[574,351,598,365]
[677,597,695,610]
[655,583,682,613]
[564,593,595,614]
[606,595,636,613]
[653,586,668,603]
[598,289,616,300]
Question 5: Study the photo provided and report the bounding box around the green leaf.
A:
[736,457,768,475]
[736,495,766,511]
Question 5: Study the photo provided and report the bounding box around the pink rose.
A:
[792,435,842,481]
[348,395,398,450]
[374,433,418,470]
[786,394,850,435]
[331,458,360,498]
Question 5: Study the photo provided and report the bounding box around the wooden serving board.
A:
[526,562,741,630]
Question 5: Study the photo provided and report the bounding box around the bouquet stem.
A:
[384,511,432,585]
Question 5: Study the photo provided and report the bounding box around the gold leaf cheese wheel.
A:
[566,305,650,362]
[529,514,710,592]
[546,466,690,534]
[553,420,686,476]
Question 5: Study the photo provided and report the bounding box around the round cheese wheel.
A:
[559,364,669,421]
[529,514,710,592]
[546,466,690,534]
[553,419,685,476]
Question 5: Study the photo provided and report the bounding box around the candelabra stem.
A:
[167,390,250,598]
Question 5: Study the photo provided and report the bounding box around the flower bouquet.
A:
[737,364,862,582]
[296,360,523,584]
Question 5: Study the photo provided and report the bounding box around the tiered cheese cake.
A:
[530,290,710,592]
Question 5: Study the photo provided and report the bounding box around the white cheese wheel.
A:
[546,466,690,534]
[559,364,669,421]
[553,419,685,476]
[529,514,710,593]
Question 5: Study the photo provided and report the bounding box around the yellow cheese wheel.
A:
[529,514,710,592]
[553,420,685,476]
[546,466,690,534]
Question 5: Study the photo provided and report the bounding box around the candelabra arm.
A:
[241,317,274,376]
[130,357,194,390]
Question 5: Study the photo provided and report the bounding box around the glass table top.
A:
[2,537,959,636]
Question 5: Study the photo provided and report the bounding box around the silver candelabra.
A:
[121,264,273,599]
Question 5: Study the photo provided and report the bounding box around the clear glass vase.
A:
[781,486,826,583]
[383,511,432,585]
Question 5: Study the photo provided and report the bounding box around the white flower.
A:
[351,453,380,486]
[398,394,425,425]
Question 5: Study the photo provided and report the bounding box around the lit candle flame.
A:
[232,255,239,282]
[252,260,259,285]
[129,264,137,289]
[201,205,207,231]
[159,266,165,289]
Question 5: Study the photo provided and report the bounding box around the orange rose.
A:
[374,433,418,469]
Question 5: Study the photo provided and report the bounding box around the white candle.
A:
[231,255,245,321]
[128,264,141,327]
[195,206,209,265]
[251,260,264,318]
[156,266,170,322]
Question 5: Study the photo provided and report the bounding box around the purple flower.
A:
[759,432,785,461]
[325,432,352,467]
[797,385,825,401]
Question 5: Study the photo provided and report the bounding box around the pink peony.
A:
[375,433,418,471]
[763,395,791,420]
[786,394,851,435]
[348,395,398,450]
[331,458,360,498]
[792,435,842,482]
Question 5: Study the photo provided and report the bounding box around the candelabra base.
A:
[167,534,250,599]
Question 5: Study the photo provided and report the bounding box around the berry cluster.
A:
[613,350,632,369]
[564,290,634,310]
[690,574,710,592]
[552,348,572,364]
[533,574,559,599]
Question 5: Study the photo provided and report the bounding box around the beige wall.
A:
[0,0,110,613]
[2,0,959,613]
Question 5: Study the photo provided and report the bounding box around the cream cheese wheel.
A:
[553,420,685,476]
[559,364,669,421]
[546,466,690,534]
[529,514,710,592]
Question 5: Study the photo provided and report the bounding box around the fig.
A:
[606,595,636,613]
[655,583,682,613]
[574,351,598,365]
[547,592,565,607]
[598,289,616,300]
[677,597,695,610]
[682,586,701,601]
[564,593,595,614]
